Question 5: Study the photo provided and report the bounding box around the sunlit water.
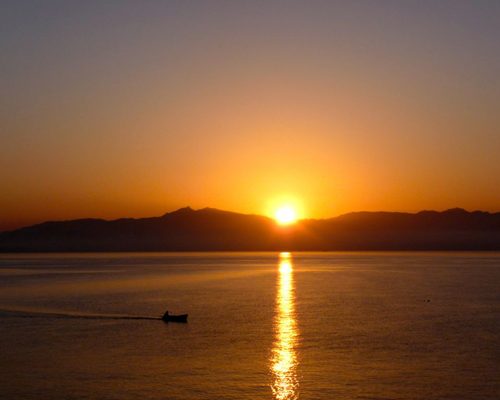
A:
[0,252,499,399]
[271,253,299,400]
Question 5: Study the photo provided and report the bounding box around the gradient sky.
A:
[1,0,499,230]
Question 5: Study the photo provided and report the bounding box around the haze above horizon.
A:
[1,1,499,231]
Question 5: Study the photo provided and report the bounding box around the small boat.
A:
[162,311,188,323]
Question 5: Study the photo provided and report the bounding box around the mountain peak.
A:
[443,207,468,214]
[162,206,194,217]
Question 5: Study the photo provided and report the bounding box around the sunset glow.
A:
[275,206,298,225]
[0,1,499,232]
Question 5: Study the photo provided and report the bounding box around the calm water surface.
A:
[0,252,499,399]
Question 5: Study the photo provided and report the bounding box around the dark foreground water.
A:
[0,252,498,399]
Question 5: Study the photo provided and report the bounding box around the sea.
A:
[0,252,498,400]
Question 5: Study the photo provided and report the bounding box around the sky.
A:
[1,0,499,230]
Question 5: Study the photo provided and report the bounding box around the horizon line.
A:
[2,205,499,234]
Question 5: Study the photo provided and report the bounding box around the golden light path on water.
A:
[271,252,299,400]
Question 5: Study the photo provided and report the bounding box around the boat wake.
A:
[0,307,161,321]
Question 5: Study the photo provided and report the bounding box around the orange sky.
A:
[1,2,499,230]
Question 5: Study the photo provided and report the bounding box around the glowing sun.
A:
[274,206,298,225]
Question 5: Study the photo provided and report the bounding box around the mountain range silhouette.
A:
[1,207,499,251]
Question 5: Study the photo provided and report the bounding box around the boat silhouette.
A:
[162,311,188,323]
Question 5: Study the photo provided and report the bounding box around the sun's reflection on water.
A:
[271,252,299,400]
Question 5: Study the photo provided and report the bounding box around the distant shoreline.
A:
[1,250,500,255]
[1,207,499,252]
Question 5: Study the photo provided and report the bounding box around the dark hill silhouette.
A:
[0,207,499,252]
